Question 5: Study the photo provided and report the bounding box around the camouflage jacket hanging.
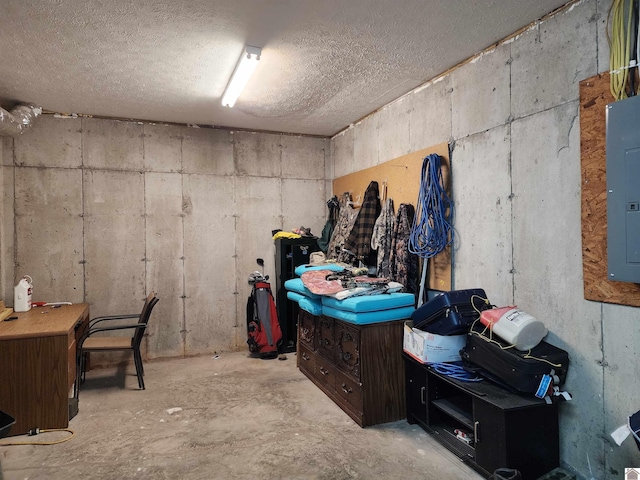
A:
[371,197,395,278]
[390,203,419,294]
[326,193,358,261]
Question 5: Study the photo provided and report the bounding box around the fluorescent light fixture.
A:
[221,45,261,108]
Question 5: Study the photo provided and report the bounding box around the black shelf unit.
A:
[404,353,560,480]
[274,237,319,353]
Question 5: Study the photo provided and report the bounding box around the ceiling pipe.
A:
[0,104,42,136]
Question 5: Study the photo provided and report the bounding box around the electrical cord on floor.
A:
[0,428,75,446]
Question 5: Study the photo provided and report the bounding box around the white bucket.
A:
[480,307,547,351]
[14,275,33,312]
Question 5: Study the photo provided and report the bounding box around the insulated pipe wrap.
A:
[0,104,42,136]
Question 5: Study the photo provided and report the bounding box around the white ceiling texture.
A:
[0,0,570,137]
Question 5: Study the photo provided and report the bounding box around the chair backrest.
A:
[132,292,159,348]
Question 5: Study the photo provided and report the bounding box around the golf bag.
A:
[247,273,282,359]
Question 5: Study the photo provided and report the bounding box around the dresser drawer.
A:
[298,343,316,375]
[335,321,361,381]
[335,369,363,413]
[298,310,318,351]
[315,355,336,391]
[317,315,335,361]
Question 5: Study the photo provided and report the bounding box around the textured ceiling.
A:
[0,0,570,136]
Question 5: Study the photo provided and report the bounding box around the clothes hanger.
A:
[347,194,361,208]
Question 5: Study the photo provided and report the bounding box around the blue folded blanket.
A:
[322,305,415,325]
[321,292,415,313]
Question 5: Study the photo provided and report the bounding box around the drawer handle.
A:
[322,338,330,346]
[341,383,352,394]
[420,386,426,405]
[474,421,480,443]
[302,352,309,361]
[342,352,352,362]
[319,366,329,376]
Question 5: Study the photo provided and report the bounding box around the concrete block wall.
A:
[331,0,637,478]
[1,117,328,360]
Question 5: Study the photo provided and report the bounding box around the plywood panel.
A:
[332,144,452,291]
[580,72,640,305]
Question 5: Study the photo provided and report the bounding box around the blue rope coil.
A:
[409,154,453,258]
[430,362,483,382]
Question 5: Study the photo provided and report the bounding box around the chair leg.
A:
[137,352,144,377]
[133,349,145,390]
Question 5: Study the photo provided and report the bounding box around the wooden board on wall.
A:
[580,72,640,306]
[332,144,452,291]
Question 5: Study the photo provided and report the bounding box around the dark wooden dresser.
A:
[297,310,405,427]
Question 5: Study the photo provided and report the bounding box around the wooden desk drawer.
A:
[67,329,77,390]
[67,340,76,391]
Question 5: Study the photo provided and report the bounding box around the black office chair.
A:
[74,292,159,399]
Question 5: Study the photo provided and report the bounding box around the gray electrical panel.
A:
[606,95,640,283]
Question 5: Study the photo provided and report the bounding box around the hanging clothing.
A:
[371,197,395,279]
[326,193,358,261]
[390,203,419,294]
[317,196,340,253]
[341,181,381,265]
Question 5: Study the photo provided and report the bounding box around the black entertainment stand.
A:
[403,353,560,480]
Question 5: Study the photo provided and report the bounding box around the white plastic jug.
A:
[14,275,33,312]
[480,306,547,351]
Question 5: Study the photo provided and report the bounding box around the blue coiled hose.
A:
[409,153,453,258]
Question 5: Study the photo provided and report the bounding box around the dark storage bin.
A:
[0,410,16,438]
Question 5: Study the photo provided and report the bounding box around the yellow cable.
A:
[470,294,490,317]
[610,0,622,98]
[523,353,563,368]
[469,319,563,368]
[609,0,634,100]
[0,428,75,446]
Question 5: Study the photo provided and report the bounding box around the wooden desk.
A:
[0,304,89,436]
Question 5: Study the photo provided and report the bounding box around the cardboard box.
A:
[403,320,466,364]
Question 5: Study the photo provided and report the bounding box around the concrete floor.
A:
[0,352,484,480]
